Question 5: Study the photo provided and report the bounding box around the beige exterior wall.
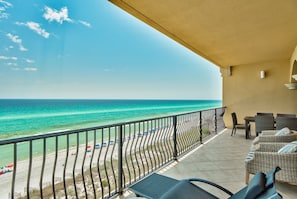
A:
[222,59,297,128]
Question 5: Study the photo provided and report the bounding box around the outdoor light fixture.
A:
[260,70,265,79]
[227,66,232,76]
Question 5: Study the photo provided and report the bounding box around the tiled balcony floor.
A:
[123,129,297,199]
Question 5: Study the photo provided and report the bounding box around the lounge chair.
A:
[129,167,282,199]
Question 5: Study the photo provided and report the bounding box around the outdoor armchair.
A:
[245,142,297,185]
[253,130,297,144]
[129,167,282,199]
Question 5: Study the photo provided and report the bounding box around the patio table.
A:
[244,116,255,139]
[244,116,277,139]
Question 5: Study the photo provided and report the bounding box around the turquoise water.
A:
[0,99,222,139]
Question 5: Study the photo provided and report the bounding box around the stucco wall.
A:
[222,60,297,128]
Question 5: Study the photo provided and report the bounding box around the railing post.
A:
[118,125,123,195]
[11,143,17,199]
[215,109,217,133]
[199,111,203,144]
[173,116,178,160]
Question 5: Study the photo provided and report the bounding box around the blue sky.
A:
[0,0,222,100]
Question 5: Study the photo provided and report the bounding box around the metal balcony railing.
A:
[0,107,225,199]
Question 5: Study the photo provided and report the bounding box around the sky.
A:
[0,0,222,100]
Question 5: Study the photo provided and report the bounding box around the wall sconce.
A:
[260,70,265,79]
[227,66,232,76]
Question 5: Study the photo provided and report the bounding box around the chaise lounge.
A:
[129,167,282,199]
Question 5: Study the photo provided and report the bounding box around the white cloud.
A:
[78,20,91,28]
[6,33,27,51]
[0,0,12,7]
[0,55,17,60]
[16,21,50,38]
[25,58,34,63]
[7,62,17,66]
[24,67,37,72]
[0,0,12,19]
[43,6,72,24]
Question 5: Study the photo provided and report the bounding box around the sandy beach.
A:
[0,141,120,199]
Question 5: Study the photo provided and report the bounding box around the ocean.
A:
[0,99,222,140]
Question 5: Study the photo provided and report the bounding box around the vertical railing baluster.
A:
[138,122,146,176]
[73,132,79,199]
[11,143,17,199]
[200,111,203,144]
[82,131,88,199]
[90,130,97,198]
[128,124,136,183]
[215,108,218,133]
[134,123,141,180]
[158,119,165,165]
[40,138,46,198]
[97,129,104,198]
[173,116,177,160]
[110,127,117,194]
[125,124,132,185]
[63,134,69,199]
[27,140,32,199]
[143,121,152,172]
[52,136,58,199]
[151,119,159,169]
[104,128,111,197]
[118,125,123,195]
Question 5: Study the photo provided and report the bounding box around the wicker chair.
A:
[254,130,297,143]
[245,142,297,185]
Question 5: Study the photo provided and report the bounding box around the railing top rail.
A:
[0,106,225,145]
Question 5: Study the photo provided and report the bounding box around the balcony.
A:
[122,129,296,199]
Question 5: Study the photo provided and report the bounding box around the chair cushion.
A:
[275,127,291,136]
[278,141,297,154]
[245,172,266,199]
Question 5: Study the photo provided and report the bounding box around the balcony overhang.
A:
[109,0,297,72]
